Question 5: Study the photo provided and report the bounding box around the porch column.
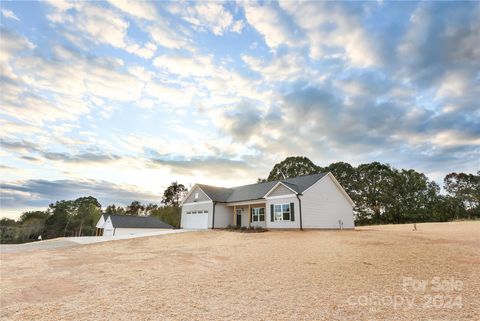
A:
[233,205,236,226]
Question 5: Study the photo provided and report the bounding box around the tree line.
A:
[259,156,479,225]
[0,182,188,244]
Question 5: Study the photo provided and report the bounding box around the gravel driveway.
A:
[0,229,188,253]
[0,239,78,253]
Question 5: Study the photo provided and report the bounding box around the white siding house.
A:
[180,172,354,230]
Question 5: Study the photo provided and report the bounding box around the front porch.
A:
[228,201,267,228]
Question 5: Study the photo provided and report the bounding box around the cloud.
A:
[147,22,191,49]
[1,41,147,125]
[0,139,122,165]
[107,0,159,21]
[168,2,243,35]
[0,140,40,153]
[46,2,158,59]
[0,28,34,64]
[219,100,263,142]
[243,2,301,49]
[148,155,257,179]
[1,9,20,21]
[42,152,121,163]
[0,179,160,210]
[153,54,215,77]
[396,2,480,89]
[279,2,379,67]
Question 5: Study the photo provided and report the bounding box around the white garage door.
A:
[183,210,209,229]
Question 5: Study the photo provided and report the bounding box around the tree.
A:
[44,200,76,238]
[266,156,321,181]
[162,182,188,207]
[73,197,101,236]
[104,204,126,215]
[0,218,18,243]
[18,211,49,241]
[384,169,432,224]
[354,162,394,224]
[150,207,181,228]
[125,201,145,216]
[145,203,159,214]
[324,162,357,196]
[444,172,480,218]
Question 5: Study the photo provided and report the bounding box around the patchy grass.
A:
[225,225,268,233]
[1,221,479,321]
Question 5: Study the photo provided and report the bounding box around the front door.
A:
[236,209,242,227]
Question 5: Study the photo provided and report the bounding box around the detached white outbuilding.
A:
[96,214,173,236]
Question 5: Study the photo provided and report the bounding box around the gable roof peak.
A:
[190,172,328,203]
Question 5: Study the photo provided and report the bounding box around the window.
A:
[274,204,290,221]
[194,192,199,200]
[188,210,208,214]
[252,207,265,222]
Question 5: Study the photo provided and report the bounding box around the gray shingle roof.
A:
[197,173,328,203]
[108,215,173,229]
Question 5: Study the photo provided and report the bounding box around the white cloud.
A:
[153,54,215,77]
[126,41,157,59]
[167,2,243,35]
[243,3,297,48]
[107,0,159,21]
[46,2,157,59]
[147,22,190,49]
[231,20,245,33]
[279,1,379,67]
[75,4,129,48]
[1,9,20,21]
[0,29,34,64]
[242,53,307,82]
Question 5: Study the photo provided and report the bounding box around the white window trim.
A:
[251,207,265,222]
[273,203,290,222]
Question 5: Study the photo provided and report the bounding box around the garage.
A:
[182,210,209,229]
[96,214,173,236]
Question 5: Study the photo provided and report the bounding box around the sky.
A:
[1,1,479,219]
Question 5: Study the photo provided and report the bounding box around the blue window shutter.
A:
[270,204,274,222]
[290,202,295,221]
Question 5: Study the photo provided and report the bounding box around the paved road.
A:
[0,229,191,254]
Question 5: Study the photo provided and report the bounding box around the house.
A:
[95,214,173,236]
[180,172,355,230]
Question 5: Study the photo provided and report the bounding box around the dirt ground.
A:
[1,221,479,321]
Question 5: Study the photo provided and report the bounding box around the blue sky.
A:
[1,1,479,219]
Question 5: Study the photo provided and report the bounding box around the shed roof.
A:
[108,215,173,229]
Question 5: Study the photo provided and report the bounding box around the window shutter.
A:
[290,202,295,221]
[270,204,274,222]
[251,207,253,222]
